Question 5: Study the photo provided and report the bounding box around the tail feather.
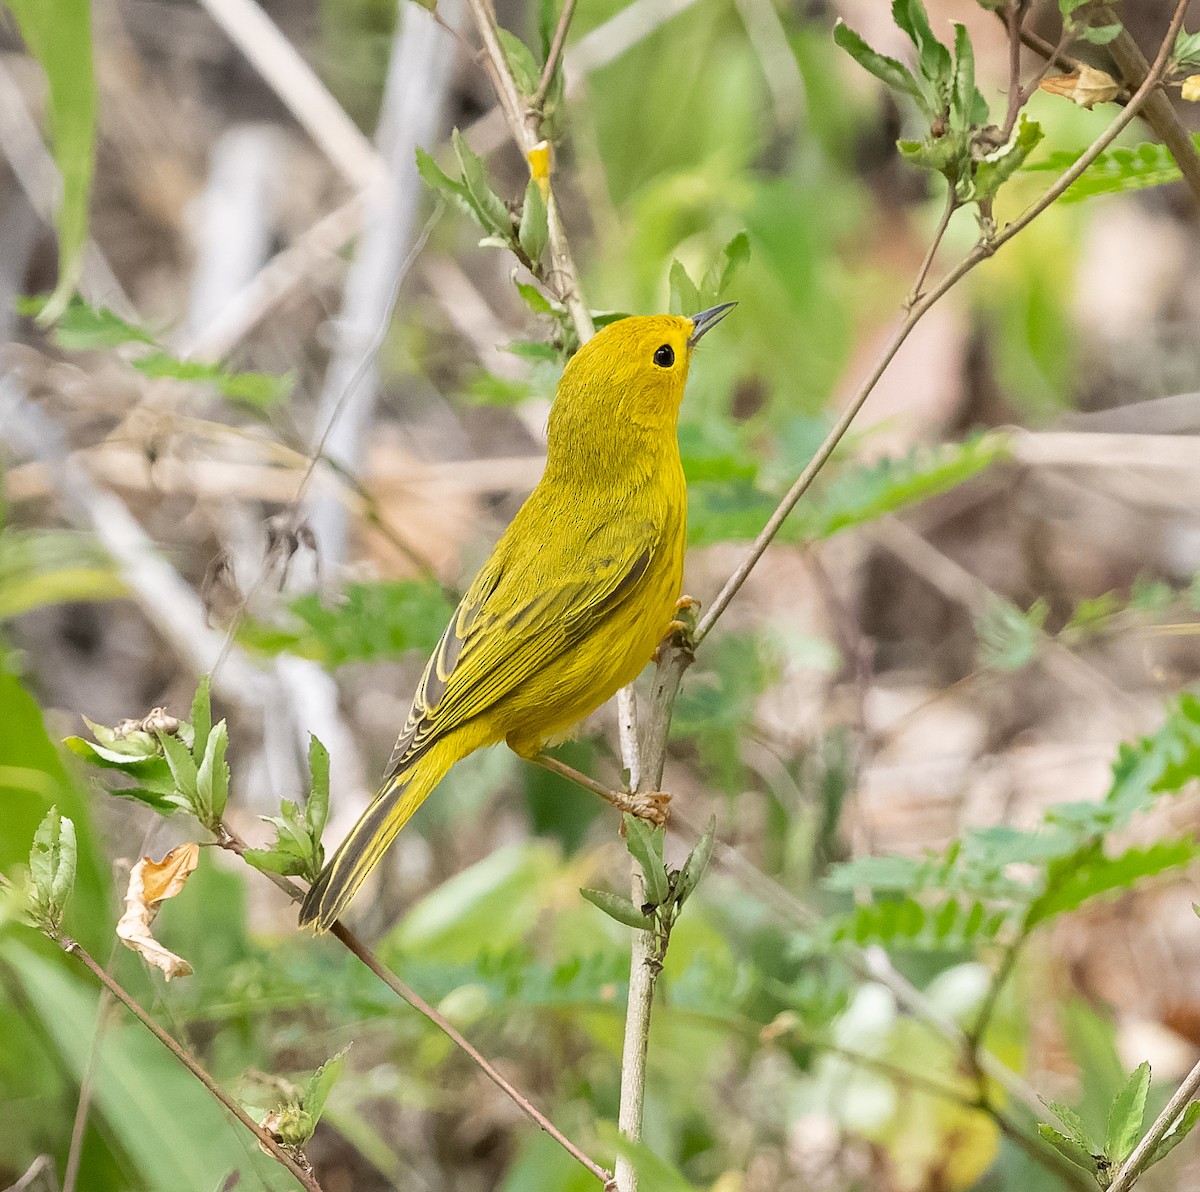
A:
[299,756,445,931]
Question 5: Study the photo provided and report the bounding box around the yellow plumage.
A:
[300,306,733,931]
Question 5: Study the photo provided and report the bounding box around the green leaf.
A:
[1058,0,1093,14]
[892,0,952,91]
[673,815,716,908]
[668,258,701,317]
[976,595,1047,672]
[972,114,1043,203]
[518,178,548,264]
[452,128,513,239]
[190,675,212,760]
[1175,29,1200,69]
[415,146,479,221]
[306,735,330,843]
[28,807,77,930]
[6,0,95,319]
[622,815,669,908]
[303,1045,351,1129]
[580,887,654,930]
[1043,1100,1096,1151]
[832,20,929,112]
[195,720,229,825]
[950,24,980,129]
[1037,1124,1102,1176]
[16,296,155,349]
[1025,839,1200,931]
[1147,1101,1200,1166]
[514,279,554,315]
[157,730,200,811]
[1106,1062,1151,1163]
[699,233,750,307]
[1023,139,1199,203]
[1077,22,1122,45]
[497,27,541,95]
[216,369,292,408]
[0,527,125,619]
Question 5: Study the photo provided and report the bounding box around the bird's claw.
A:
[617,789,671,829]
[655,595,701,661]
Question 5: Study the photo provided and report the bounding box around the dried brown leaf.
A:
[116,843,199,979]
[1039,65,1123,109]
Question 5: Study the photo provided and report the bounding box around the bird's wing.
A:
[384,518,659,777]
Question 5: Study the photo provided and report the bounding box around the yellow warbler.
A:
[300,304,734,930]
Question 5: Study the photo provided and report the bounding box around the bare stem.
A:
[55,933,322,1192]
[906,187,958,308]
[693,0,1191,648]
[532,0,578,109]
[1000,1,1028,142]
[218,827,613,1186]
[1108,1053,1200,1191]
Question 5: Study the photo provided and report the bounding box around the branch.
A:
[217,827,613,1187]
[1108,1053,1200,1192]
[692,0,1192,648]
[532,0,577,109]
[55,934,323,1192]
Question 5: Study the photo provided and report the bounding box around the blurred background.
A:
[4,0,1200,1188]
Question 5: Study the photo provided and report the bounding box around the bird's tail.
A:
[299,750,451,932]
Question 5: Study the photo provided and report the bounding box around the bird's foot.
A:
[615,788,671,828]
[655,595,701,661]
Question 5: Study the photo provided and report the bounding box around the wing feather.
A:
[384,522,656,778]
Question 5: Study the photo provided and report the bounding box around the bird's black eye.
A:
[653,344,675,368]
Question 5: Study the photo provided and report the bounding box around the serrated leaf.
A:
[1023,138,1199,203]
[673,815,716,908]
[668,259,701,317]
[157,730,200,809]
[452,129,512,239]
[190,676,212,760]
[699,233,750,308]
[28,807,77,930]
[1176,29,1200,69]
[518,177,548,263]
[833,21,929,112]
[303,1045,351,1128]
[950,24,980,129]
[1147,1101,1200,1166]
[975,595,1047,672]
[1038,1124,1102,1175]
[580,887,654,930]
[622,815,669,908]
[195,720,229,825]
[1025,839,1200,931]
[16,296,156,349]
[1106,1062,1151,1164]
[1044,1100,1096,1150]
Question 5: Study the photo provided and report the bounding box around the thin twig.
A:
[55,934,323,1192]
[217,827,613,1187]
[1000,2,1028,143]
[906,187,957,308]
[1108,1052,1200,1192]
[693,0,1192,648]
[531,0,577,109]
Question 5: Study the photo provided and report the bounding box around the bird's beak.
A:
[687,302,736,347]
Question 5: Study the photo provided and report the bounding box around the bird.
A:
[299,303,735,931]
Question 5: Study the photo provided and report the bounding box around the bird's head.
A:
[551,304,735,444]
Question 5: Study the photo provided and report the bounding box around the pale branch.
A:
[217,827,613,1187]
[1108,1054,1200,1192]
[55,934,323,1192]
[532,0,577,108]
[906,186,958,309]
[692,0,1192,649]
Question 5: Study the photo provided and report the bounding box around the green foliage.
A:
[6,0,95,319]
[1176,28,1200,69]
[260,1046,350,1147]
[244,736,330,881]
[0,528,125,620]
[67,678,232,832]
[836,2,1041,207]
[976,596,1048,672]
[1022,136,1200,203]
[26,808,76,933]
[687,433,1008,549]
[16,296,292,409]
[239,578,453,667]
[668,233,749,315]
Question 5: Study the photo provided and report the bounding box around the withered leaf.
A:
[116,843,199,979]
[1039,65,1123,109]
